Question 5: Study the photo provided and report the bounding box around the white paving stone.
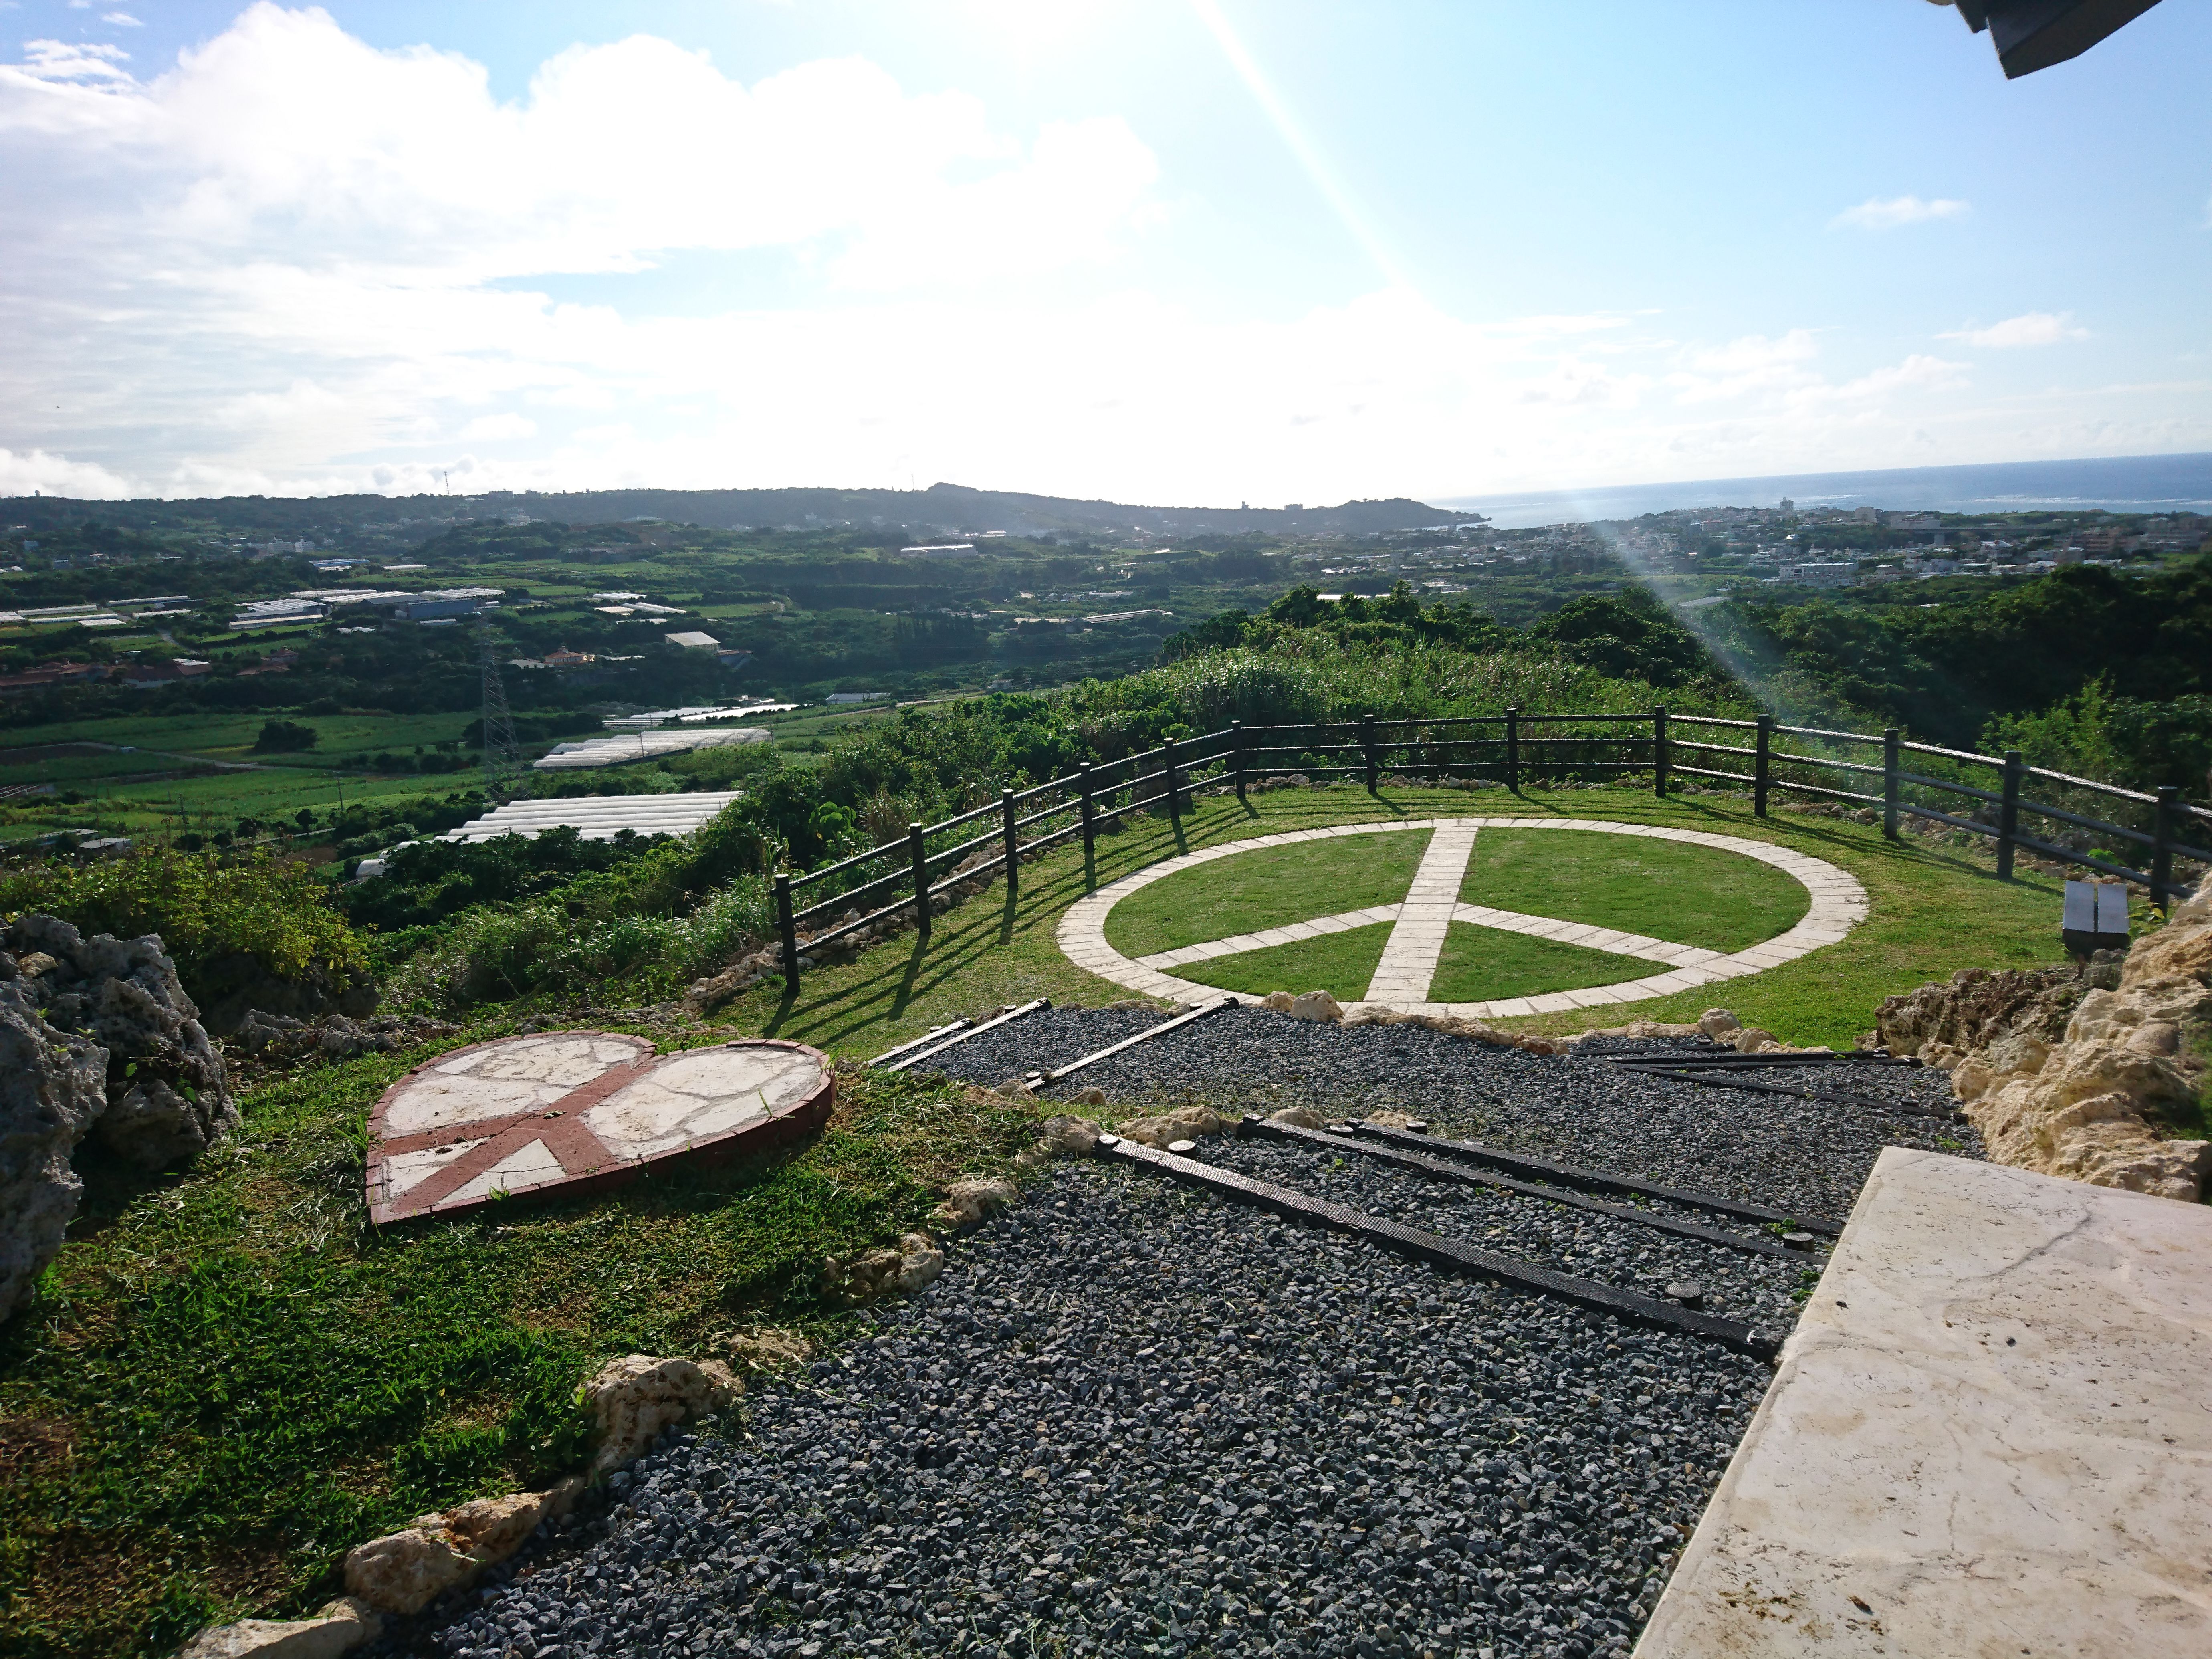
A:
[1638,1149,2212,1659]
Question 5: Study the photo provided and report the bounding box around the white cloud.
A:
[0,445,136,497]
[461,412,539,442]
[1829,194,1969,230]
[0,7,2170,504]
[103,12,144,25]
[1938,311,2089,347]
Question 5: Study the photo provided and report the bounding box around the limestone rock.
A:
[1040,1114,1101,1156]
[1731,1027,1778,1054]
[727,1328,813,1372]
[1114,1104,1224,1148]
[1697,1008,1743,1039]
[0,979,107,1323]
[180,1598,381,1659]
[1875,965,2084,1060]
[932,1175,1019,1227]
[822,1233,945,1304]
[584,1354,739,1473]
[342,1528,477,1617]
[1266,1105,1326,1130]
[1072,1086,1108,1106]
[1262,991,1296,1013]
[1950,881,2212,1203]
[3,915,236,1170]
[1288,989,1343,1023]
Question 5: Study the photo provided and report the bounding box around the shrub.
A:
[0,848,367,999]
[251,718,319,753]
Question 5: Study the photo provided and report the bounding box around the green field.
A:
[0,710,477,767]
[1427,922,1653,1003]
[1460,827,1808,952]
[1102,829,1430,956]
[1192,920,1395,999]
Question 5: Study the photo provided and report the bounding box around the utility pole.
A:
[477,614,521,803]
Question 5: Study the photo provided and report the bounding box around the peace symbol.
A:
[1058,818,1865,1019]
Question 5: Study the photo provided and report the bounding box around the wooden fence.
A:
[769,709,2212,994]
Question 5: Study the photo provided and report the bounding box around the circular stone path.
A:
[1056,817,1867,1019]
[365,1033,834,1224]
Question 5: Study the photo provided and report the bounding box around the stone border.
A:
[1056,818,1868,1017]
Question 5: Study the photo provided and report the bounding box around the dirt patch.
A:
[0,1415,76,1482]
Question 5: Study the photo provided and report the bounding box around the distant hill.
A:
[2,482,1467,539]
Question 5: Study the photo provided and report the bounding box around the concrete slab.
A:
[367,1034,834,1223]
[1637,1148,2212,1659]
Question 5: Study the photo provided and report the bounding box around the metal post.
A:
[1001,788,1019,896]
[1754,715,1773,817]
[1883,727,1901,840]
[775,872,799,996]
[1232,719,1246,802]
[1362,712,1378,793]
[2151,785,2177,910]
[1653,706,1669,799]
[1079,762,1096,861]
[1505,706,1520,792]
[908,822,931,942]
[1996,750,2022,880]
[1164,739,1181,823]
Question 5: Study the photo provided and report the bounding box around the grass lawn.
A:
[1427,922,1654,1004]
[1187,921,1394,1001]
[0,1041,1037,1659]
[1461,828,1808,952]
[1102,829,1430,956]
[691,783,2073,1055]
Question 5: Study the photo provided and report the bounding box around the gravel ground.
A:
[389,1161,1768,1659]
[1197,1138,1812,1329]
[923,1006,1974,1221]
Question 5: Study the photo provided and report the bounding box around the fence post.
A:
[1883,727,1901,840]
[1506,706,1520,792]
[1079,762,1096,862]
[1001,788,1019,898]
[2151,785,2177,910]
[908,822,931,942]
[1653,706,1669,799]
[1231,720,1246,802]
[1362,712,1378,794]
[1163,739,1181,823]
[775,872,800,996]
[1996,749,2023,880]
[1754,715,1773,817]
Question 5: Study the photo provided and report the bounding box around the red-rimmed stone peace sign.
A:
[365,1032,834,1225]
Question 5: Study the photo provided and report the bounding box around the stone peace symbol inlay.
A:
[1056,818,1867,1020]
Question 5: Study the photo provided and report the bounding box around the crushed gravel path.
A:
[924,1005,1974,1221]
[381,1009,1969,1659]
[389,1161,1768,1659]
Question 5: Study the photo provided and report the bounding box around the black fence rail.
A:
[764,707,2211,993]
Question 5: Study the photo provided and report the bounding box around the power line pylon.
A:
[478,615,522,803]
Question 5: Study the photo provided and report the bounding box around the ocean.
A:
[1435,451,2212,529]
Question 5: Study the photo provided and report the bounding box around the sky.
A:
[1,0,2208,506]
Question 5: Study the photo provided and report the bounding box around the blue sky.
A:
[1,1,2206,503]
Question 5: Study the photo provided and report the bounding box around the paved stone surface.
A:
[367,1035,832,1223]
[1637,1146,2212,1659]
[1366,822,1481,1003]
[1058,819,1867,1017]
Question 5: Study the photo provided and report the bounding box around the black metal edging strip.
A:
[1604,1063,1960,1122]
[1030,996,1238,1087]
[1247,1118,1800,1260]
[879,999,1051,1074]
[1348,1121,1843,1237]
[1604,1050,1915,1070]
[1098,1138,1778,1360]
[867,1019,972,1067]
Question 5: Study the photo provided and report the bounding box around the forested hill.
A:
[0,484,1456,539]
